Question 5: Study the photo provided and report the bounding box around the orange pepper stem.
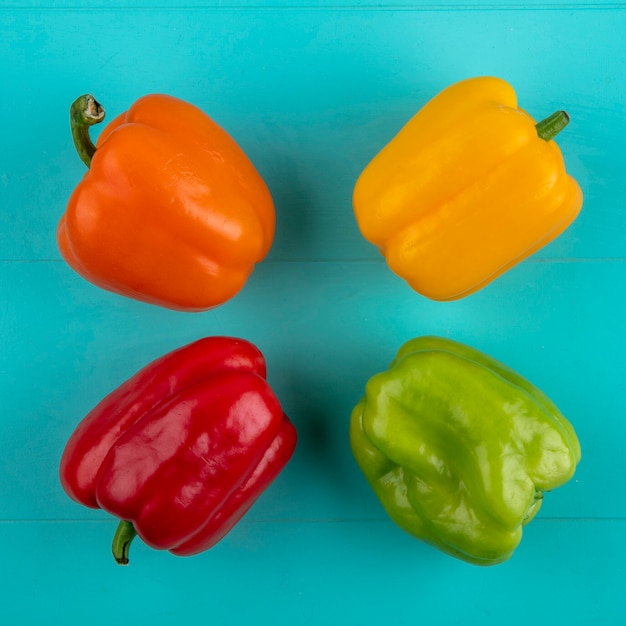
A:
[112,520,137,566]
[70,95,105,168]
[535,110,570,142]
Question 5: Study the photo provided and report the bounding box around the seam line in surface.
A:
[2,4,626,11]
[0,516,619,523]
[2,257,626,265]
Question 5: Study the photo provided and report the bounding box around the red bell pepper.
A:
[59,337,297,564]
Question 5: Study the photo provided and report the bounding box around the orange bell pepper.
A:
[58,94,275,311]
[353,76,583,301]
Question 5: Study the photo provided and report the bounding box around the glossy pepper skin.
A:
[59,337,297,564]
[58,94,275,311]
[353,76,583,301]
[350,336,581,566]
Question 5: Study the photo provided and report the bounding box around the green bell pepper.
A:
[350,336,581,566]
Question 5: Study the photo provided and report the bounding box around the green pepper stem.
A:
[70,94,105,168]
[535,110,570,142]
[112,520,138,566]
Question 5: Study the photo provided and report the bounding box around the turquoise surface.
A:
[1,2,625,624]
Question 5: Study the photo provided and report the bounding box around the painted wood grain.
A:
[1,258,621,520]
[1,518,623,624]
[1,3,624,624]
[1,9,624,261]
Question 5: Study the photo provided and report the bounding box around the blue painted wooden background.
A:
[1,2,625,624]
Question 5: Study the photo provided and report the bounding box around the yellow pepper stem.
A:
[70,94,105,168]
[535,111,570,142]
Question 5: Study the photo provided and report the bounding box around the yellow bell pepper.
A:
[353,76,583,301]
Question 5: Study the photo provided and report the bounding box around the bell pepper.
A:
[350,336,581,566]
[59,336,297,565]
[353,76,583,301]
[58,94,275,311]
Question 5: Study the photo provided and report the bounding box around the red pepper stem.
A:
[112,520,138,566]
[535,110,570,142]
[70,95,105,168]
